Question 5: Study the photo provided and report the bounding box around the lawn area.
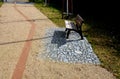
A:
[35,3,120,79]
[0,1,3,17]
[0,1,3,7]
[35,3,65,27]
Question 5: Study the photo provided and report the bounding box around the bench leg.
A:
[65,29,71,39]
[78,30,83,40]
[65,29,83,40]
[73,29,83,40]
[65,28,67,31]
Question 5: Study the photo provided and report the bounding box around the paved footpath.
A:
[0,3,55,79]
[0,3,116,79]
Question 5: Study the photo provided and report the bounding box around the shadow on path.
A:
[0,36,52,45]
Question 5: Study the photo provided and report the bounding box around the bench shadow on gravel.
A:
[51,30,66,47]
[51,30,82,48]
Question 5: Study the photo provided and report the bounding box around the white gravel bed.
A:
[38,27,100,64]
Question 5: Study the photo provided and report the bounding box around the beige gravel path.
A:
[0,3,116,79]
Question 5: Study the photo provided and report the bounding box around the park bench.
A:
[64,14,84,40]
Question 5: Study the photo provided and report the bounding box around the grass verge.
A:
[0,1,3,7]
[34,3,65,27]
[34,3,120,79]
[0,1,3,17]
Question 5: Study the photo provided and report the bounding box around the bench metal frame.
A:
[64,14,84,40]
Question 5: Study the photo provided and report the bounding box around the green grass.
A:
[35,3,65,27]
[0,1,3,17]
[0,1,3,7]
[85,27,120,79]
[34,3,120,79]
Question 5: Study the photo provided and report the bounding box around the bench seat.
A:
[64,14,84,40]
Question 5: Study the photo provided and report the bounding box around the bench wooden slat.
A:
[65,20,76,30]
[75,14,84,26]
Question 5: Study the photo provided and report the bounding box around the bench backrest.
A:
[75,14,84,27]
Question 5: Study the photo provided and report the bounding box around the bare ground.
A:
[0,3,116,79]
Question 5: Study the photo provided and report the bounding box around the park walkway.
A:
[0,3,116,79]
